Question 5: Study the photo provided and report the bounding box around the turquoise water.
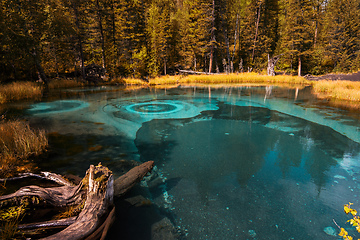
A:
[23,86,360,239]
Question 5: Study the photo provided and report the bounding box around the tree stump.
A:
[267,54,284,76]
[0,161,154,239]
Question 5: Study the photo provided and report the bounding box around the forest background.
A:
[1,0,359,82]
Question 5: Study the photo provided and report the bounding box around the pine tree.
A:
[323,0,360,72]
[278,0,314,76]
[176,0,211,71]
[1,0,52,82]
[145,0,173,77]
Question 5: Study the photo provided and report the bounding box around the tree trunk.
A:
[71,0,85,79]
[298,55,302,76]
[252,2,262,63]
[219,8,231,73]
[208,0,215,73]
[32,48,48,84]
[179,70,218,75]
[96,0,106,71]
[267,53,283,76]
[231,14,239,73]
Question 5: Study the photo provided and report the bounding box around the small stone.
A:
[323,226,337,237]
[334,175,346,180]
[248,230,256,238]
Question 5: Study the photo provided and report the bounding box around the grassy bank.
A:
[1,74,360,105]
[123,73,360,105]
[0,120,48,179]
[144,73,310,86]
[312,80,360,102]
[48,78,85,89]
[0,82,43,104]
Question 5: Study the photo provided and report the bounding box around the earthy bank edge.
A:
[2,72,360,104]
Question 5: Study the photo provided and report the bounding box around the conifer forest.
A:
[1,0,359,81]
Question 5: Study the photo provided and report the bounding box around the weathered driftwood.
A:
[114,160,154,198]
[18,216,77,230]
[42,164,114,240]
[0,161,154,239]
[0,182,84,207]
[0,171,75,186]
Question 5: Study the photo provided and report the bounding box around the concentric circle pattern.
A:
[27,100,89,115]
[124,101,184,115]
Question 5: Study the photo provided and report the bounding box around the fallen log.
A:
[178,70,219,75]
[114,161,154,198]
[0,161,154,239]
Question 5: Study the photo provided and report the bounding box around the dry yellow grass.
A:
[123,77,148,85]
[0,120,48,178]
[312,80,360,102]
[0,82,43,103]
[48,78,85,89]
[148,73,310,86]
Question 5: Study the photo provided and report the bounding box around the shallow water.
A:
[18,85,360,239]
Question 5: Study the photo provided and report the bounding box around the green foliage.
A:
[0,0,359,80]
[323,0,360,73]
[145,0,172,76]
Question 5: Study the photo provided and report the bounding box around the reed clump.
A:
[312,80,360,102]
[0,82,43,104]
[0,120,48,178]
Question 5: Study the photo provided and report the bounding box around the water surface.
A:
[20,86,360,239]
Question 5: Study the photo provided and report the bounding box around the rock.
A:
[151,217,178,240]
[248,229,257,238]
[323,226,337,237]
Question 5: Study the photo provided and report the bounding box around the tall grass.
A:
[48,78,85,89]
[148,73,310,86]
[0,205,26,240]
[0,120,48,178]
[122,77,148,85]
[0,82,43,104]
[312,80,360,102]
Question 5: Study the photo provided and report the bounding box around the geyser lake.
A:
[17,85,360,239]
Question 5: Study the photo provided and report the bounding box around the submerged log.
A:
[114,161,154,198]
[0,161,154,239]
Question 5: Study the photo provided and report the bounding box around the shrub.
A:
[0,120,48,178]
